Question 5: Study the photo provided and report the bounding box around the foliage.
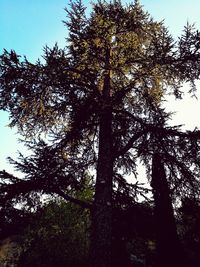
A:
[17,200,90,267]
[1,199,156,267]
[178,197,200,267]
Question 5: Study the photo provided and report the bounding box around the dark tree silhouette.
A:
[151,153,186,267]
[1,1,200,266]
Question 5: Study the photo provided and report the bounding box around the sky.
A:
[1,0,200,174]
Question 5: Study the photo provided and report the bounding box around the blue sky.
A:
[1,0,200,173]
[142,0,200,35]
[0,0,69,60]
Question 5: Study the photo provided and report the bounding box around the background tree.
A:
[178,197,200,267]
[18,200,90,267]
[132,111,200,266]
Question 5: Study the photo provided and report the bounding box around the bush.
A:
[18,201,90,267]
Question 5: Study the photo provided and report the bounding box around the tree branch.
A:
[115,109,200,139]
[54,188,92,210]
[114,130,147,158]
[0,171,92,210]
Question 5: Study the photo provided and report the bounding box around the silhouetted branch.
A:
[54,188,92,209]
[114,130,147,158]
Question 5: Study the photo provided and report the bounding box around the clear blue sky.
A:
[1,0,200,173]
[0,0,68,60]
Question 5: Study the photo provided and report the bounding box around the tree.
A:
[18,200,90,267]
[1,1,200,266]
[135,115,200,266]
[151,153,187,267]
[178,197,200,267]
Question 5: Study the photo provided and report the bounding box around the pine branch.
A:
[114,130,147,158]
[0,171,92,210]
[54,188,92,209]
[116,109,200,139]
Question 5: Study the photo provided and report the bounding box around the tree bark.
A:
[89,47,114,267]
[151,153,187,267]
[90,109,113,267]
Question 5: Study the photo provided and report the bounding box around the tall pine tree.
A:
[1,1,200,266]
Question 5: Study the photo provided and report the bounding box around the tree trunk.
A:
[89,48,113,267]
[151,153,187,267]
